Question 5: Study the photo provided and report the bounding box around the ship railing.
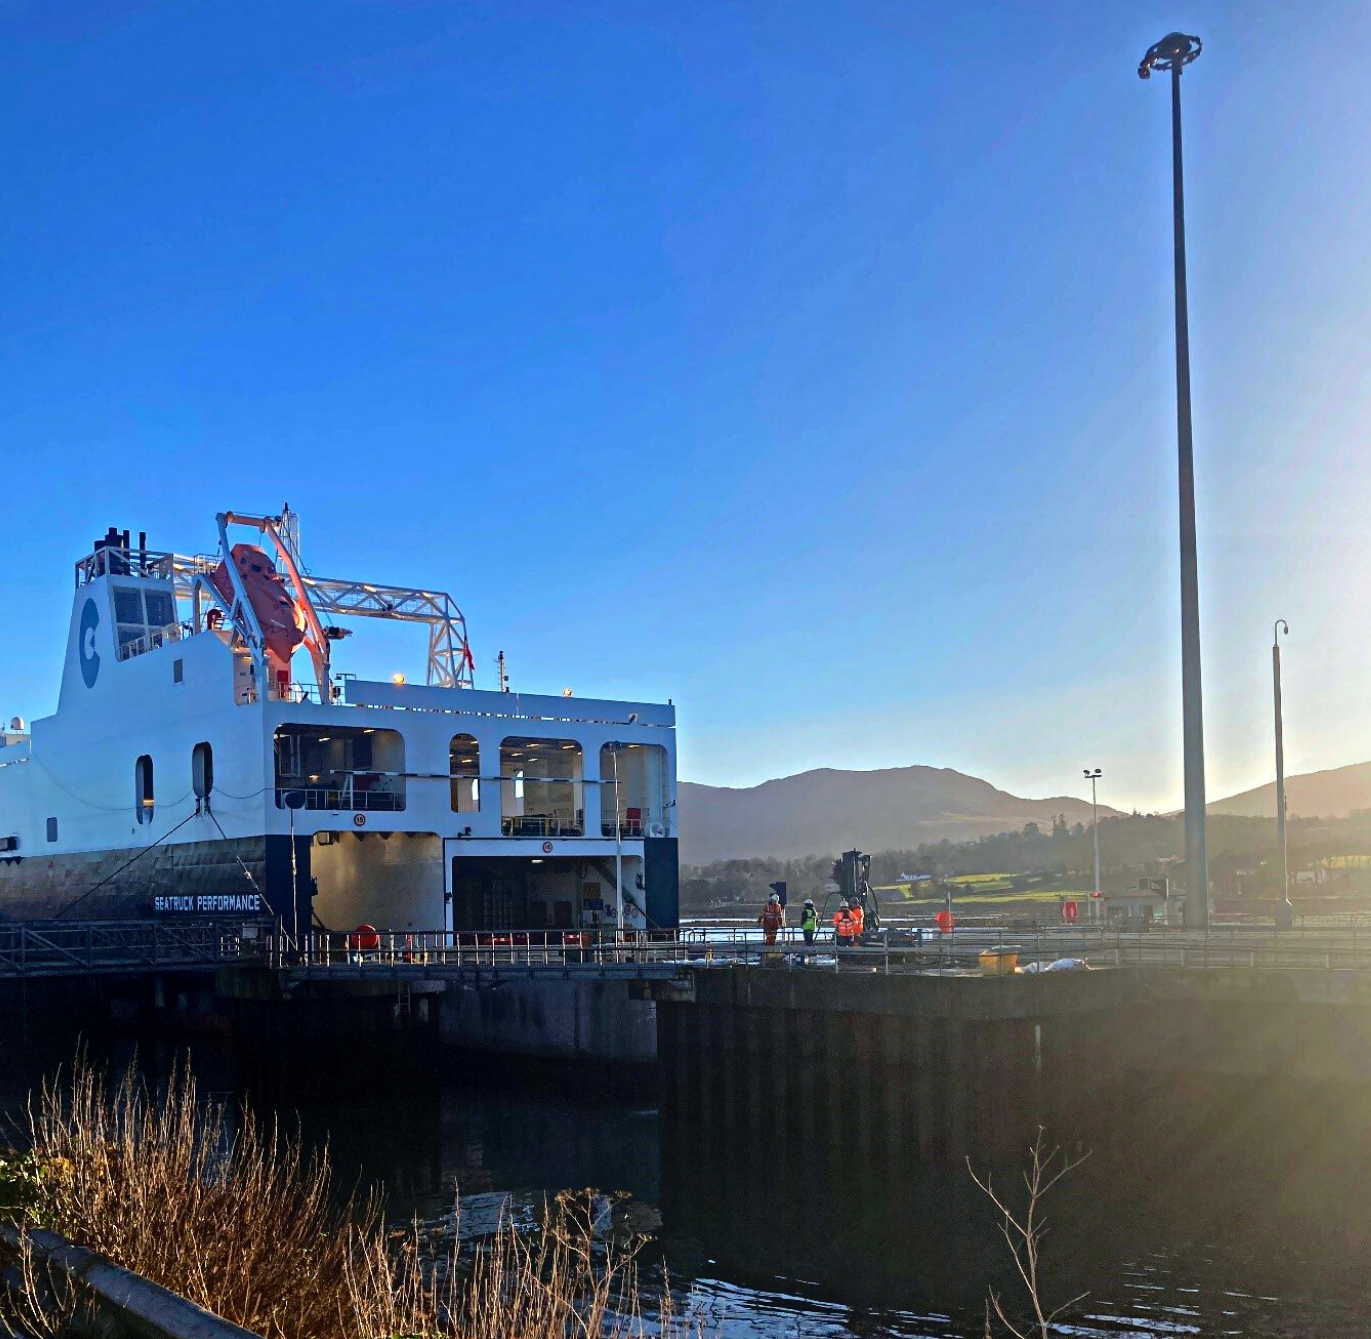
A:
[272,786,404,812]
[115,622,185,663]
[500,814,585,837]
[599,808,662,838]
[269,681,337,704]
[75,546,180,586]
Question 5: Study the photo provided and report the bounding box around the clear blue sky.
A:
[3,1,1369,813]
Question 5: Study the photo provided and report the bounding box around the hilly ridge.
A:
[1206,759,1371,821]
[677,765,1123,864]
[677,758,1371,864]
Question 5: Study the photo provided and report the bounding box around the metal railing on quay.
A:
[0,918,263,979]
[680,919,1371,975]
[260,918,1371,977]
[269,927,690,972]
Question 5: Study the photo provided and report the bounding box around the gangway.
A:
[0,919,266,980]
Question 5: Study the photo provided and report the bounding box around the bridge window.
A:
[273,725,405,811]
[192,742,214,800]
[45,818,58,843]
[135,754,154,824]
[500,738,582,837]
[113,585,180,660]
[450,735,480,812]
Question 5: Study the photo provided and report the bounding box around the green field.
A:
[886,888,1086,908]
[873,874,1077,902]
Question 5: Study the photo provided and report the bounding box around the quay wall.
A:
[214,963,661,1067]
[661,964,1371,1175]
[438,977,658,1065]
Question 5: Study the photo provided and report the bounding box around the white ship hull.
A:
[0,514,679,934]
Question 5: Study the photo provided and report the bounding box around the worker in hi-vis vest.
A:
[758,893,785,945]
[847,897,865,944]
[833,902,855,947]
[800,899,819,945]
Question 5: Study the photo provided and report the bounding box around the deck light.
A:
[391,673,405,685]
[562,688,573,697]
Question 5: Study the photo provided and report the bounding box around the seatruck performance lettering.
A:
[153,894,263,914]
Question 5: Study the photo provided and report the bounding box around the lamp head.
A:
[1138,32,1201,80]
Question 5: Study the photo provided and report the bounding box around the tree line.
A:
[680,811,1371,911]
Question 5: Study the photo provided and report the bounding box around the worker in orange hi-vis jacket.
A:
[832,902,855,948]
[847,898,865,945]
[758,893,785,945]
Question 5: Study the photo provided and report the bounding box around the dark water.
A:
[3,1020,1370,1338]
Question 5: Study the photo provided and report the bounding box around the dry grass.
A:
[0,1055,686,1339]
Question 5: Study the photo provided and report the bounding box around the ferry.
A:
[0,509,679,935]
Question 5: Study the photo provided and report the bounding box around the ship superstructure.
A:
[0,509,678,934]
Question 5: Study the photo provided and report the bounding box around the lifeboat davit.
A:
[210,543,306,666]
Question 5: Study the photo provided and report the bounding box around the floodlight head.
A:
[1138,32,1201,80]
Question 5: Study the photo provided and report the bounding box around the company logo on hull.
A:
[78,599,100,688]
[153,894,265,914]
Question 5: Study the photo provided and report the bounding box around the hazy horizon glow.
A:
[3,1,1370,816]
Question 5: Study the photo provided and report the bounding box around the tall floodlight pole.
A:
[1140,32,1210,929]
[1084,769,1103,902]
[1272,621,1293,929]
[607,742,625,934]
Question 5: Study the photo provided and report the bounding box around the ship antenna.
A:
[497,650,509,693]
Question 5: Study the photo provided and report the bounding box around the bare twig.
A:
[968,1128,1090,1339]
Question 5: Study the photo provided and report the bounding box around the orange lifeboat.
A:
[210,544,306,666]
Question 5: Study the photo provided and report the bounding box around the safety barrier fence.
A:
[265,921,1371,976]
[0,919,262,980]
[5,918,1371,981]
[269,927,683,971]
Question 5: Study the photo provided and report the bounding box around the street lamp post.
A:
[283,789,307,945]
[606,742,624,934]
[1140,32,1210,929]
[1083,769,1103,909]
[1272,621,1293,930]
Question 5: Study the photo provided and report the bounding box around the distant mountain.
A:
[677,766,1124,865]
[1207,760,1371,820]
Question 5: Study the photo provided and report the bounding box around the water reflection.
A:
[3,1018,1371,1337]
